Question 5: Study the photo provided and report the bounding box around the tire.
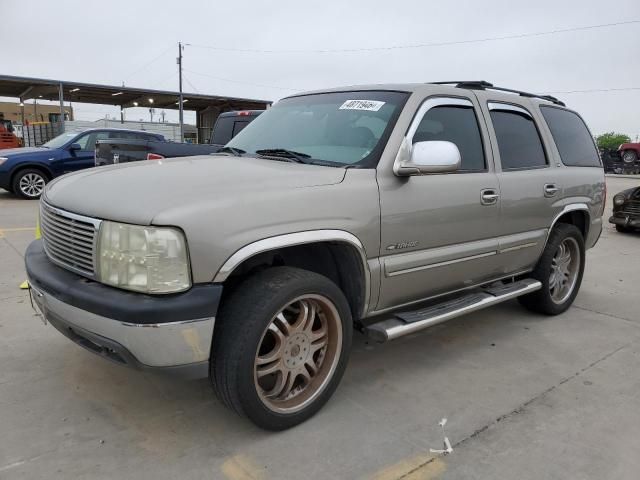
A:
[518,224,585,315]
[211,266,353,430]
[616,224,632,233]
[12,168,48,199]
[621,150,637,164]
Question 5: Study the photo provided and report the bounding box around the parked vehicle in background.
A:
[610,186,640,232]
[26,81,604,430]
[0,118,20,149]
[618,143,640,167]
[95,110,263,166]
[0,128,164,199]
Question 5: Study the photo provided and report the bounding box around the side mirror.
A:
[69,143,82,151]
[394,140,461,176]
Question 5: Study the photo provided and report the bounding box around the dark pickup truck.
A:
[95,110,263,166]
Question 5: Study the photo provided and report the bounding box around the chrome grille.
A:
[40,202,101,278]
[622,200,640,216]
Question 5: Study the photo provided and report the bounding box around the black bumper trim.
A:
[25,239,222,325]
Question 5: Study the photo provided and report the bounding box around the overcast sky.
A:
[2,0,639,138]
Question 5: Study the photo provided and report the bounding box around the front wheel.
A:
[211,267,352,430]
[12,168,48,199]
[519,224,585,315]
[616,224,633,233]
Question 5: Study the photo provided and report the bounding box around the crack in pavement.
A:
[396,341,633,479]
[573,304,637,325]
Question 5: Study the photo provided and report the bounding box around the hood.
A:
[1,147,50,158]
[44,155,347,224]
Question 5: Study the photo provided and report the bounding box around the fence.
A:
[22,123,62,147]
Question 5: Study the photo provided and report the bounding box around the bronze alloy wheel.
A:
[549,237,581,305]
[254,294,342,414]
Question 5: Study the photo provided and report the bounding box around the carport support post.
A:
[178,42,184,143]
[58,83,65,134]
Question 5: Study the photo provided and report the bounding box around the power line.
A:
[183,69,299,91]
[183,75,200,94]
[122,44,175,82]
[187,19,640,54]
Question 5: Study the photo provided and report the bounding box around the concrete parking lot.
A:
[0,176,638,480]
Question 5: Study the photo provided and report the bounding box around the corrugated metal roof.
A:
[0,74,272,111]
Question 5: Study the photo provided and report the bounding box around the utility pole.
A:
[177,42,184,142]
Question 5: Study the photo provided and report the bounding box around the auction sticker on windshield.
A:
[339,100,385,111]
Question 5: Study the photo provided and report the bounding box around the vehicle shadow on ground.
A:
[58,300,546,445]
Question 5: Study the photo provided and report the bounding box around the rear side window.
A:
[413,105,485,171]
[212,117,234,145]
[490,108,547,170]
[232,120,250,137]
[540,106,600,167]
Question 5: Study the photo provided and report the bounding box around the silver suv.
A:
[25,81,605,430]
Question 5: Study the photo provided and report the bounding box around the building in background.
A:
[0,101,73,125]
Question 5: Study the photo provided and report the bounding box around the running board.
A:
[365,279,541,342]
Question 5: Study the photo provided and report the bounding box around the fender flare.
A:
[544,203,590,250]
[213,230,371,316]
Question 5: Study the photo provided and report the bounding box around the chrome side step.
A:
[365,278,541,342]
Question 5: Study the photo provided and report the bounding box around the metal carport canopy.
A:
[0,74,272,111]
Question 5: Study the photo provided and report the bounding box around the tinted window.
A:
[80,131,110,150]
[540,106,600,167]
[212,117,234,145]
[490,109,546,170]
[232,120,250,137]
[413,105,485,171]
[73,132,92,149]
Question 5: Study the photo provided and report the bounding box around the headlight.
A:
[97,221,191,294]
[613,194,626,206]
[0,157,8,166]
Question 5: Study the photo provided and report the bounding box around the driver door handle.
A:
[544,183,559,197]
[480,189,500,206]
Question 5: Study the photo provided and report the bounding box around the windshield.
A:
[42,132,81,149]
[226,91,408,167]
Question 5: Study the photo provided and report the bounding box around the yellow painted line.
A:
[0,227,36,239]
[371,454,446,480]
[221,454,264,480]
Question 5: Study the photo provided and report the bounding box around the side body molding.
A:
[213,230,371,316]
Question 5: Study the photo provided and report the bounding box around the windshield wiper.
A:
[255,148,311,163]
[217,146,245,156]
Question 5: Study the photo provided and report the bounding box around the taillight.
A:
[237,111,251,116]
[147,153,165,160]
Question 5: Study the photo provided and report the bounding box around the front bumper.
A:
[25,240,222,378]
[609,214,640,229]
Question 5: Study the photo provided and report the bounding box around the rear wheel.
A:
[12,168,48,199]
[518,224,585,315]
[211,267,352,430]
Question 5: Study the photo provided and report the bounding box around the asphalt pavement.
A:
[0,176,638,480]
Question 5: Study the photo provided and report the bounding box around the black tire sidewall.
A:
[12,169,47,199]
[529,224,585,315]
[622,151,637,163]
[213,267,353,430]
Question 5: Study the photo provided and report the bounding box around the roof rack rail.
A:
[429,81,565,107]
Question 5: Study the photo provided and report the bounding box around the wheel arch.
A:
[10,163,54,185]
[213,231,370,321]
[548,204,590,244]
